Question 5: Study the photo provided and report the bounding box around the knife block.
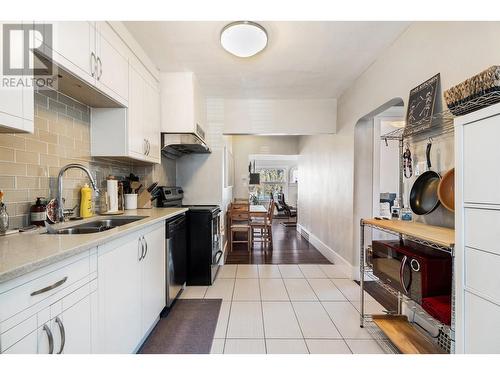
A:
[137,190,152,209]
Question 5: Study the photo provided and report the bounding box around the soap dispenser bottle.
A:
[80,183,93,218]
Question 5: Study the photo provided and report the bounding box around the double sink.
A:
[46,216,147,235]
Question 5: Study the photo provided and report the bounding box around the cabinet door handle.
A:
[143,139,147,155]
[146,140,150,156]
[30,276,68,296]
[43,324,54,354]
[90,52,96,77]
[143,236,148,259]
[55,317,65,354]
[138,237,144,261]
[96,56,103,80]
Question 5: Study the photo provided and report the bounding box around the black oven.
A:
[369,240,451,304]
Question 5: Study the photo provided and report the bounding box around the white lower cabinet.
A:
[1,221,166,354]
[3,329,38,354]
[141,225,166,334]
[0,249,97,354]
[97,222,165,353]
[97,231,142,353]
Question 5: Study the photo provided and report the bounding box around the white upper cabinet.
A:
[41,21,128,107]
[91,60,160,164]
[0,21,34,133]
[160,72,207,141]
[95,22,129,106]
[48,21,97,87]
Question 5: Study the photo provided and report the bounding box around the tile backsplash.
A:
[0,89,175,228]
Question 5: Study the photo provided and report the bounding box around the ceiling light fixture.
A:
[220,21,268,58]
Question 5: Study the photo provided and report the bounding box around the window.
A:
[290,167,298,184]
[249,168,286,204]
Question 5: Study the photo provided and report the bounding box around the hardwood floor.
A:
[225,219,331,265]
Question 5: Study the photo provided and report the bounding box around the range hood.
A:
[161,133,211,159]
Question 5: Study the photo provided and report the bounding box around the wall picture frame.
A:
[404,73,440,136]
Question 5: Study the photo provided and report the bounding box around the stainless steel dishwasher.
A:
[166,214,187,307]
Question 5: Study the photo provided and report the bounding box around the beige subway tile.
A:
[40,154,59,167]
[27,164,48,177]
[39,177,50,189]
[2,189,29,203]
[57,113,74,129]
[58,135,75,148]
[49,167,60,177]
[0,162,27,176]
[0,147,15,162]
[38,129,58,144]
[16,176,39,189]
[0,176,16,189]
[26,139,48,154]
[9,215,28,229]
[0,135,26,150]
[48,143,64,157]
[48,120,66,135]
[34,116,49,131]
[28,189,50,201]
[36,106,58,122]
[15,202,32,216]
[15,150,39,164]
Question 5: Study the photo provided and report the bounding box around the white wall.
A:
[231,135,300,199]
[298,21,500,273]
[223,99,337,135]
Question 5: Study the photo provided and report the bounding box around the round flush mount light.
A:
[220,21,268,58]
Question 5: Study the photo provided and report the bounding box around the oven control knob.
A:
[410,258,420,272]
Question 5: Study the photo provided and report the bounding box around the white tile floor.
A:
[181,264,389,354]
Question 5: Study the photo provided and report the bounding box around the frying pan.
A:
[438,168,455,212]
[409,140,441,215]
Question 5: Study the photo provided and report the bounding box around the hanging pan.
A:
[409,139,442,215]
[438,168,455,212]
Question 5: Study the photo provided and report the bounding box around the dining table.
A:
[250,204,267,217]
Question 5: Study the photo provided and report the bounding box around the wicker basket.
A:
[444,66,500,116]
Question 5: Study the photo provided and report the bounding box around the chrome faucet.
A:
[57,163,100,222]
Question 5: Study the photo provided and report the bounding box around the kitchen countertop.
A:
[0,207,187,284]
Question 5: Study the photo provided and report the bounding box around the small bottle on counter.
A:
[30,197,47,226]
[391,197,401,219]
[80,184,93,218]
[401,207,413,221]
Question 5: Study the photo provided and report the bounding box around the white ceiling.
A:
[124,21,410,99]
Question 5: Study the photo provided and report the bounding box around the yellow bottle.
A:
[80,183,93,218]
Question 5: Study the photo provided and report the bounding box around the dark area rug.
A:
[139,299,222,354]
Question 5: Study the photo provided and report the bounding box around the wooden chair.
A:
[228,203,251,252]
[250,199,274,250]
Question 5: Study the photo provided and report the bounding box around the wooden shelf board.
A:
[362,218,455,248]
[372,315,445,354]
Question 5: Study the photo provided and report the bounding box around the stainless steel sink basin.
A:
[46,216,147,235]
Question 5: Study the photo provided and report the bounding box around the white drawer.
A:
[464,114,500,205]
[464,291,500,353]
[465,247,500,304]
[0,254,91,322]
[464,208,500,256]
